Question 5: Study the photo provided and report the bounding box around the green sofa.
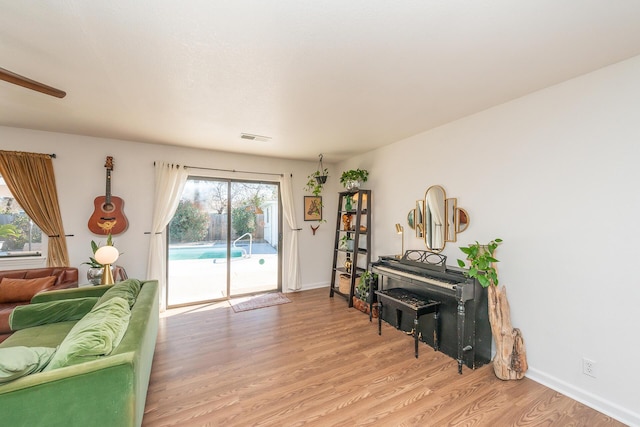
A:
[0,280,158,427]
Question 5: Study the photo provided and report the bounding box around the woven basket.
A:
[338,274,360,294]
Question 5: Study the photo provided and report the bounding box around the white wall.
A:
[0,128,337,290]
[338,55,640,425]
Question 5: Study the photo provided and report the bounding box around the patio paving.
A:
[167,250,278,306]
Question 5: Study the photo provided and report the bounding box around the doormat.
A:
[230,292,291,313]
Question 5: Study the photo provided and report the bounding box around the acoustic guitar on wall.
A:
[88,156,129,235]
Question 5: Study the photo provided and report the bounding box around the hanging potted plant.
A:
[457,238,528,380]
[304,170,328,196]
[304,154,329,196]
[340,168,368,191]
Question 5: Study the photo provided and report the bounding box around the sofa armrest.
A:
[0,352,138,427]
[31,285,113,304]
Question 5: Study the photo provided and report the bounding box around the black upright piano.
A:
[371,251,491,373]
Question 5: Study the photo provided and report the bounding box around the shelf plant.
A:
[457,238,528,380]
[339,168,368,191]
[338,234,353,251]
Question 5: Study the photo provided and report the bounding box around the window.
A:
[0,176,43,257]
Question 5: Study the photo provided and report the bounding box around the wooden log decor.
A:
[488,285,528,380]
[458,238,528,380]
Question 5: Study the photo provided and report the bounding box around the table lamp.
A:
[94,245,119,285]
[395,223,404,258]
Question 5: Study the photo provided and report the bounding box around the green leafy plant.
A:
[339,234,353,250]
[457,238,502,288]
[339,168,369,187]
[169,200,209,243]
[356,271,378,300]
[304,168,329,196]
[232,203,257,237]
[82,234,114,268]
[0,224,21,239]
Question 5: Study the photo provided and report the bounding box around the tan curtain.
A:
[0,150,69,267]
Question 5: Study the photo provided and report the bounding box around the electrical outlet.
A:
[583,358,597,378]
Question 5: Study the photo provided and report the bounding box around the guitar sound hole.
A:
[102,203,115,213]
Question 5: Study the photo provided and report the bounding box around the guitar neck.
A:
[105,169,112,204]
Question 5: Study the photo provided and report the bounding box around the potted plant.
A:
[356,271,377,300]
[457,238,528,380]
[338,234,354,251]
[304,154,329,196]
[340,168,368,191]
[353,271,379,316]
[304,168,329,196]
[83,234,115,285]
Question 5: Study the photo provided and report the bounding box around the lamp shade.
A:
[395,223,404,234]
[94,245,119,265]
[352,192,367,208]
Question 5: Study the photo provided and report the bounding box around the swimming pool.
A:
[168,246,246,261]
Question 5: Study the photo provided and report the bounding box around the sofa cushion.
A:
[44,296,131,371]
[9,297,99,331]
[0,277,57,303]
[95,279,141,309]
[0,346,57,383]
[0,271,26,280]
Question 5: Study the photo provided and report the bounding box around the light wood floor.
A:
[143,288,623,427]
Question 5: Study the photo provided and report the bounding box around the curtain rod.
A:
[153,162,283,177]
[0,151,56,158]
[185,165,283,177]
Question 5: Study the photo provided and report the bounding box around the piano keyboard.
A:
[373,265,458,290]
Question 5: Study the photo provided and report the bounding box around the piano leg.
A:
[414,317,419,358]
[457,299,466,374]
[433,307,440,352]
[378,299,383,336]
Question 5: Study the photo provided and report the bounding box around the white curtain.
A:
[146,162,188,311]
[279,174,301,291]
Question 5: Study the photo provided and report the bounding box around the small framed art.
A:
[304,196,322,221]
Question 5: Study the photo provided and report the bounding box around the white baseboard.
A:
[282,281,329,293]
[526,368,639,427]
[298,281,329,291]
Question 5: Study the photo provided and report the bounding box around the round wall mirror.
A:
[456,208,470,233]
[407,209,415,229]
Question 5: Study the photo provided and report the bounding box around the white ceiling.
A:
[2,1,640,162]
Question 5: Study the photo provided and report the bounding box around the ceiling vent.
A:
[240,133,271,142]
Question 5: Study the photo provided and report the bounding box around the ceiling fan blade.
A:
[0,67,66,98]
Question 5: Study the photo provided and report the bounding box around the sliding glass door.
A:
[167,177,280,307]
